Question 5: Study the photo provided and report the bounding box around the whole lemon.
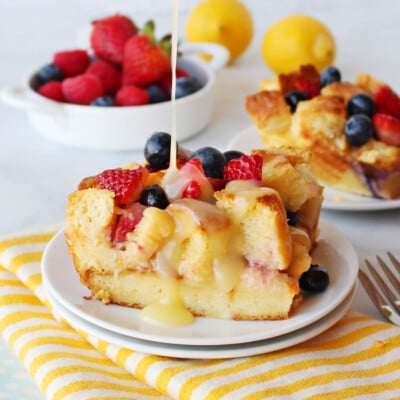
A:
[262,15,336,74]
[185,0,253,63]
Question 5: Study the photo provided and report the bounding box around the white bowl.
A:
[1,42,228,151]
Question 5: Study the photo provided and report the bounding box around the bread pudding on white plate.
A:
[66,132,327,325]
[246,64,400,199]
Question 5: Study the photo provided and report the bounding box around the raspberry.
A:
[374,86,400,119]
[96,167,149,205]
[294,80,320,98]
[182,180,201,199]
[37,81,66,102]
[122,34,171,87]
[115,85,150,106]
[62,74,104,105]
[53,49,90,78]
[85,59,121,95]
[223,155,263,181]
[90,14,137,65]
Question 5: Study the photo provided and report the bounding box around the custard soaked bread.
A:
[246,65,400,199]
[66,134,324,321]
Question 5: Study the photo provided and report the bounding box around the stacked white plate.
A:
[42,220,358,359]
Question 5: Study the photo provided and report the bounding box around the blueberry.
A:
[90,96,115,106]
[139,185,169,209]
[286,211,299,226]
[344,114,374,146]
[284,90,309,112]
[31,63,63,90]
[223,150,245,162]
[175,77,201,98]
[299,264,330,293]
[147,84,168,103]
[190,147,227,179]
[347,93,375,117]
[144,132,176,169]
[320,66,341,88]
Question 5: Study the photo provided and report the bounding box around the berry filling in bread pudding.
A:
[246,64,400,199]
[66,132,327,326]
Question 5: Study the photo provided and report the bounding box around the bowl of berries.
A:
[1,15,229,151]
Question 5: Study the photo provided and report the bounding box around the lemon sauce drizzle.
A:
[139,0,195,327]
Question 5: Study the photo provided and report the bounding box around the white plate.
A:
[46,283,357,359]
[228,126,400,212]
[42,219,358,346]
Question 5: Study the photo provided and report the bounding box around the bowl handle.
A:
[0,84,61,113]
[179,42,229,72]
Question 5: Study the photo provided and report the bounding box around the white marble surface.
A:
[0,1,400,394]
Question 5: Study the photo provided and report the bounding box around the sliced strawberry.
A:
[182,180,201,199]
[113,202,147,242]
[223,155,263,181]
[374,85,400,119]
[163,158,214,202]
[294,80,320,98]
[96,166,149,205]
[184,157,204,173]
[372,113,400,147]
[90,14,137,65]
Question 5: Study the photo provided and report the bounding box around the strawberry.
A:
[294,80,320,98]
[62,74,104,105]
[374,85,400,119]
[122,33,171,87]
[115,85,150,106]
[160,67,191,96]
[85,59,121,95]
[53,49,90,78]
[97,167,149,205]
[223,155,263,181]
[177,158,214,201]
[182,180,202,199]
[113,202,147,242]
[90,14,137,65]
[372,113,400,147]
[37,81,66,102]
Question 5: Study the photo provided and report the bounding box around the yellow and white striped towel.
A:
[0,225,399,400]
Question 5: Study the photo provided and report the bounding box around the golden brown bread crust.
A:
[321,82,365,103]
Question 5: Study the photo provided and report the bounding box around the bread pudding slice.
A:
[66,140,323,322]
[246,64,400,199]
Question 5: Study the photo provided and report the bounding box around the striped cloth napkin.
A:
[0,225,399,400]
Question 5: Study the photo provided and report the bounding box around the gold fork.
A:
[358,252,400,325]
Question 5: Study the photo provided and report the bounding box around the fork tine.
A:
[387,251,400,275]
[376,255,400,294]
[358,269,398,322]
[366,258,400,313]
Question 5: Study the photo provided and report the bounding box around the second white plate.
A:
[46,283,357,359]
[42,219,358,347]
[228,126,400,211]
